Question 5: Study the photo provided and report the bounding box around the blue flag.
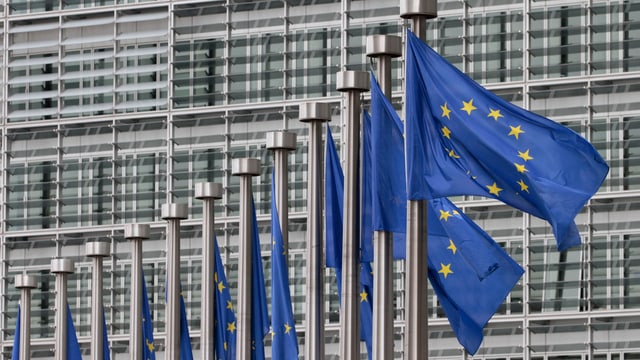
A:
[11,306,20,360]
[405,30,609,251]
[270,173,299,359]
[103,307,111,360]
[142,271,156,360]
[250,196,270,360]
[361,111,374,263]
[370,72,525,354]
[359,262,373,360]
[369,75,408,259]
[427,198,524,354]
[67,304,83,360]
[324,126,373,358]
[179,289,194,360]
[325,125,344,269]
[214,236,237,360]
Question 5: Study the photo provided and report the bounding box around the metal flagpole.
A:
[51,258,74,360]
[299,102,331,360]
[400,1,437,359]
[125,223,150,360]
[162,203,188,360]
[366,34,402,360]
[15,274,37,360]
[232,158,260,360]
[86,242,111,360]
[336,70,370,360]
[266,131,297,254]
[195,182,223,360]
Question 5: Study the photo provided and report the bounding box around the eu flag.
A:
[67,304,83,360]
[103,307,111,360]
[405,30,609,251]
[325,125,344,270]
[359,262,374,360]
[370,71,524,354]
[427,198,524,354]
[11,306,20,360]
[325,126,373,358]
[270,173,299,359]
[142,271,156,360]
[214,236,237,360]
[369,74,408,259]
[179,288,194,360]
[250,196,270,360]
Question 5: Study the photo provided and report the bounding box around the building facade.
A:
[1,0,639,358]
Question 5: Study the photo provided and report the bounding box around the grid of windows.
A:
[2,0,640,359]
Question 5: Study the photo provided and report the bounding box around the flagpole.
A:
[15,274,37,360]
[162,203,189,360]
[366,34,402,360]
[51,258,74,360]
[195,182,223,360]
[299,102,331,360]
[400,1,437,359]
[336,70,369,360]
[266,131,297,254]
[86,242,110,360]
[232,158,260,360]
[125,223,150,360]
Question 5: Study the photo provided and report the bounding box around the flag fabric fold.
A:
[67,304,83,360]
[370,72,525,354]
[369,74,408,259]
[270,173,299,359]
[361,111,374,263]
[324,125,373,358]
[250,196,270,360]
[404,30,609,251]
[142,271,156,360]
[179,289,194,360]
[214,236,237,360]
[103,307,111,360]
[11,306,20,360]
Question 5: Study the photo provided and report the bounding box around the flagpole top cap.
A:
[266,131,297,151]
[161,203,188,220]
[299,102,331,123]
[15,274,37,289]
[86,241,110,257]
[124,223,150,240]
[336,71,370,92]
[231,158,260,176]
[366,35,402,58]
[399,0,438,19]
[51,258,74,274]
[195,182,223,200]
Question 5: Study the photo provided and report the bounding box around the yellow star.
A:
[441,126,451,139]
[508,125,524,139]
[270,329,276,338]
[226,300,233,310]
[514,163,528,173]
[488,108,503,121]
[224,342,228,351]
[284,323,292,334]
[218,281,226,293]
[517,179,529,193]
[447,239,457,255]
[214,272,218,283]
[441,103,451,119]
[461,99,477,115]
[439,209,452,221]
[360,289,368,302]
[518,149,534,161]
[438,263,453,279]
[227,321,236,333]
[146,339,155,351]
[448,149,460,159]
[452,210,459,216]
[486,182,503,196]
